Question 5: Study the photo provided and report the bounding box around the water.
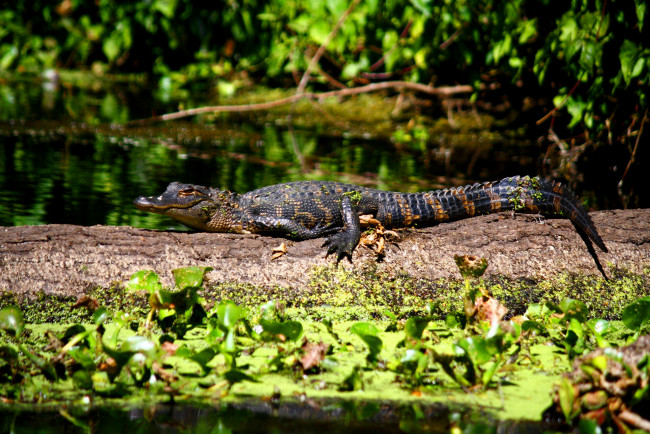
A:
[2,400,551,433]
[0,75,542,230]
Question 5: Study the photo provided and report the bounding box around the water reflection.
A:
[0,77,542,229]
[2,399,550,433]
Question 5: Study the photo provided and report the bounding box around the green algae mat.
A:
[2,266,650,432]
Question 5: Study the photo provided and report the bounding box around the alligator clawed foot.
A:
[322,232,355,264]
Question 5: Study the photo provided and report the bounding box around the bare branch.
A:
[125,81,473,125]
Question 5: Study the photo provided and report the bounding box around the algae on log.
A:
[0,209,648,301]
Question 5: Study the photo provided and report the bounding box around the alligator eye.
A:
[179,188,197,196]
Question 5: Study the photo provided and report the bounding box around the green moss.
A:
[2,265,647,325]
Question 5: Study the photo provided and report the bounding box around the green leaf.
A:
[224,369,258,385]
[152,0,178,18]
[125,270,162,293]
[20,344,57,381]
[455,336,492,365]
[404,317,431,340]
[521,320,546,335]
[103,31,122,62]
[481,361,500,386]
[122,336,156,356]
[636,1,646,32]
[0,45,18,70]
[216,301,244,331]
[172,266,212,290]
[341,57,369,80]
[339,366,363,391]
[223,330,237,354]
[178,347,217,374]
[350,323,382,363]
[383,309,397,321]
[445,312,464,329]
[259,319,303,341]
[308,20,330,45]
[350,322,380,336]
[518,19,537,44]
[410,0,432,17]
[0,306,24,337]
[559,299,588,322]
[72,370,93,390]
[558,376,577,422]
[622,296,650,331]
[619,40,640,85]
[93,307,109,325]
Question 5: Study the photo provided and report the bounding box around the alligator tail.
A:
[408,176,607,252]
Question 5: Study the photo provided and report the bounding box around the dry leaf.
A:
[300,340,330,371]
[271,242,288,260]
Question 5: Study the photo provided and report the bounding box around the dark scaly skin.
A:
[134,175,608,262]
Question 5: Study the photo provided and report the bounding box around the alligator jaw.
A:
[133,195,165,213]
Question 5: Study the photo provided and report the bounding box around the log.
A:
[1,209,649,300]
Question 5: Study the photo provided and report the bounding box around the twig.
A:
[125,81,474,125]
[537,79,581,125]
[295,0,362,95]
[620,108,646,184]
[618,410,650,432]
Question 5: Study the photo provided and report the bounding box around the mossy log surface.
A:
[1,209,648,300]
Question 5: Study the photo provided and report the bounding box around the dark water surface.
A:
[2,400,551,433]
[0,76,542,230]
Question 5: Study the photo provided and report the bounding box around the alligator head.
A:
[134,182,244,232]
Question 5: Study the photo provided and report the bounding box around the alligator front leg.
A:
[248,215,339,239]
[322,195,361,263]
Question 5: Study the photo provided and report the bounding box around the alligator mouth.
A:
[133,196,203,212]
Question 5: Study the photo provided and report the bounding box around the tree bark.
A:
[1,209,648,300]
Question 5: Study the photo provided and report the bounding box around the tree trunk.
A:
[1,209,648,300]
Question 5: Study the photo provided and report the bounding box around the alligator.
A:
[134,176,607,262]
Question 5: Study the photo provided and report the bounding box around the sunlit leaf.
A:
[637,1,646,31]
[216,301,244,331]
[481,361,499,386]
[223,330,237,354]
[172,266,212,290]
[559,299,587,322]
[350,322,382,363]
[404,317,431,340]
[179,347,217,375]
[122,336,156,356]
[455,337,492,365]
[622,296,650,331]
[350,322,379,336]
[558,377,577,422]
[521,320,545,335]
[93,307,109,325]
[152,0,178,18]
[0,305,24,337]
[125,270,162,293]
[259,319,303,341]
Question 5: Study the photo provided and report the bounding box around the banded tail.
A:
[399,176,607,252]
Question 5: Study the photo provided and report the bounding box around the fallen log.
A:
[1,209,648,300]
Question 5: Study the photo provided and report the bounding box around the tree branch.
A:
[125,81,473,125]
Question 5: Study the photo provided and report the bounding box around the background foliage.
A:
[1,0,648,206]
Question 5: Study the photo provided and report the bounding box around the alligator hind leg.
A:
[322,195,362,263]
